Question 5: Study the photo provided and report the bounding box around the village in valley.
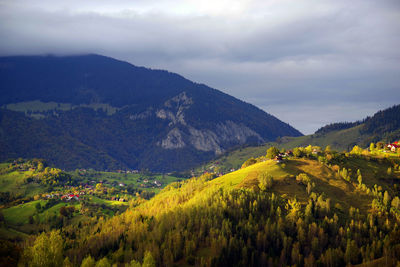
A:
[0,158,183,234]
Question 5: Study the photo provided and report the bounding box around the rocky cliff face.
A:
[131,92,265,155]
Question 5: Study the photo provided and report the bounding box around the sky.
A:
[0,0,399,134]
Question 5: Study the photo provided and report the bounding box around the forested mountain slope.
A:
[304,104,400,150]
[0,55,301,171]
[13,148,400,266]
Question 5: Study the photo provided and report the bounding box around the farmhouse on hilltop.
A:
[387,141,400,152]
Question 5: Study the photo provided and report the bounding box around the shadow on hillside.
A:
[280,162,372,212]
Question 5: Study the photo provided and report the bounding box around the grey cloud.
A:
[0,0,399,134]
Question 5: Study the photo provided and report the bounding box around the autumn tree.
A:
[127,259,141,267]
[387,167,392,176]
[143,251,156,267]
[266,147,280,159]
[376,142,384,150]
[296,173,311,185]
[293,147,303,157]
[95,257,111,267]
[345,240,359,264]
[81,255,95,267]
[241,158,257,168]
[286,198,301,222]
[350,145,363,155]
[325,145,331,153]
[383,191,391,209]
[369,142,375,152]
[258,173,274,191]
[25,230,63,267]
[37,162,44,172]
[357,169,363,186]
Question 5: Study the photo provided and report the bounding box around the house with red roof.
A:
[62,194,80,201]
[387,142,400,152]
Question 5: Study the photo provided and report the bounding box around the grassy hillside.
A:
[175,153,397,216]
[195,145,273,174]
[13,149,400,266]
[277,124,365,151]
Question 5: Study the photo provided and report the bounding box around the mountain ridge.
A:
[0,54,302,171]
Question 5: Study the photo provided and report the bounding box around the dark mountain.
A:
[361,104,400,137]
[0,54,302,171]
[315,121,363,135]
[315,105,400,139]
[312,104,400,146]
[274,104,400,151]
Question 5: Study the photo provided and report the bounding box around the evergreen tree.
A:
[142,251,155,267]
[369,143,375,152]
[81,255,95,267]
[95,257,111,267]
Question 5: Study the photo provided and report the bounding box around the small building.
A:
[312,148,320,155]
[285,150,293,157]
[387,142,400,152]
[274,155,283,163]
[62,194,80,201]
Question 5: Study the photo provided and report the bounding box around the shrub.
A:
[266,147,280,159]
[258,172,274,191]
[296,173,311,185]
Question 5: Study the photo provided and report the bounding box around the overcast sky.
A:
[0,0,399,134]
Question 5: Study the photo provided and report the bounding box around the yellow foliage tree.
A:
[26,230,63,267]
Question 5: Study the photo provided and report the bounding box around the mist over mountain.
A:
[0,54,302,171]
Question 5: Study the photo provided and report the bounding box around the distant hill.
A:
[315,105,400,140]
[284,104,400,150]
[0,54,302,171]
[315,121,363,135]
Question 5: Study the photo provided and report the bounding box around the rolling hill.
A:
[8,148,400,266]
[279,104,400,150]
[0,54,302,172]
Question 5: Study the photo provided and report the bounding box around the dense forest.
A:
[314,105,400,142]
[1,143,400,266]
[315,121,363,135]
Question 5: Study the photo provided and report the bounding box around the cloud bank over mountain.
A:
[1,0,399,133]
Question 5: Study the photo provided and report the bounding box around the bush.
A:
[266,147,280,159]
[258,173,274,191]
[296,173,311,185]
[293,147,303,157]
[241,158,257,168]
